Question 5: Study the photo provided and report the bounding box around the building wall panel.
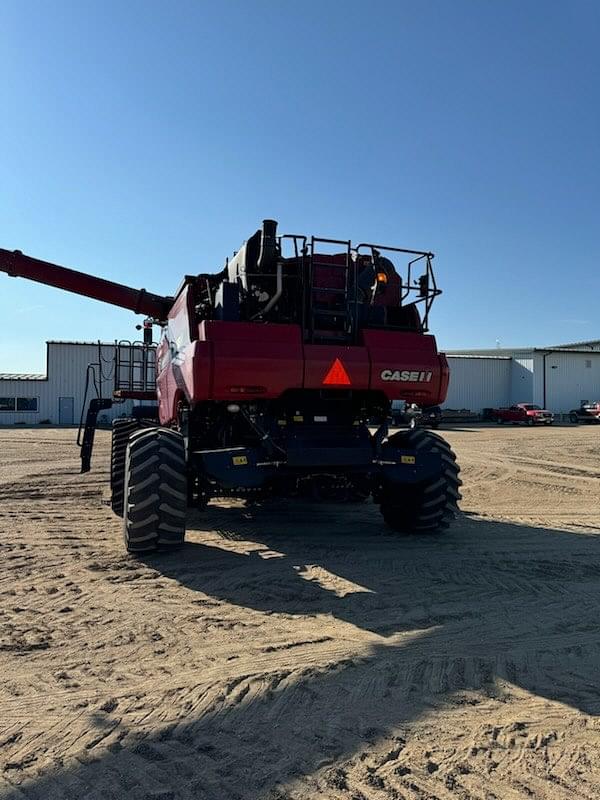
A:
[445,356,511,412]
[541,351,600,412]
[510,358,534,404]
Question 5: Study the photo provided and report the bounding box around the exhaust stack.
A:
[257,219,278,272]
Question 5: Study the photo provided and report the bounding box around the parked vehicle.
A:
[569,403,600,424]
[493,403,554,426]
[391,402,442,429]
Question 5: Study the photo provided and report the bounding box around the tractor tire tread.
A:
[380,429,461,535]
[123,427,187,553]
[110,418,140,515]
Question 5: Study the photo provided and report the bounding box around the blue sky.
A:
[1,0,599,372]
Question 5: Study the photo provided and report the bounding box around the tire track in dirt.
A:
[1,426,600,799]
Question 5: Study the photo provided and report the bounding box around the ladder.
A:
[306,237,357,344]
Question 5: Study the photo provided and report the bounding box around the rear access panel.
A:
[362,329,446,405]
[199,321,304,400]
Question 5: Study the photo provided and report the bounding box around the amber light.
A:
[376,272,388,283]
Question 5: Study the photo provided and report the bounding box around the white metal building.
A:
[0,342,135,425]
[445,340,600,414]
[445,356,513,412]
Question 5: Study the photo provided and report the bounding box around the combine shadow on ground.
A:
[8,508,600,799]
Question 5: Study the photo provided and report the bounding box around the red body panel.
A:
[362,330,448,404]
[200,321,304,398]
[157,341,212,425]
[157,320,449,422]
[438,353,450,404]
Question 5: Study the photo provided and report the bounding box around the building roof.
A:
[445,347,535,357]
[446,354,511,360]
[0,373,46,381]
[548,338,600,350]
[447,338,600,357]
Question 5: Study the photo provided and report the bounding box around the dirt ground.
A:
[1,424,599,800]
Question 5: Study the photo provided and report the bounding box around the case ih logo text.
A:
[380,369,433,383]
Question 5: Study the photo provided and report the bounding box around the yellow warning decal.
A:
[401,455,416,465]
[232,455,248,466]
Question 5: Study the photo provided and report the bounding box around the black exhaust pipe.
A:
[257,219,278,272]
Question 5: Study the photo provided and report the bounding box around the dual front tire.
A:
[110,418,140,515]
[111,421,187,554]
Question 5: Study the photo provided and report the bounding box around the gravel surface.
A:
[1,424,599,799]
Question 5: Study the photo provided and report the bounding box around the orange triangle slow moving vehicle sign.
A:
[322,358,351,386]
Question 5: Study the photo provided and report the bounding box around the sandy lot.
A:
[1,424,599,800]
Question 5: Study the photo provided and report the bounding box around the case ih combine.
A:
[0,220,461,552]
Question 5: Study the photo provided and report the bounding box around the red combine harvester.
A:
[0,220,461,552]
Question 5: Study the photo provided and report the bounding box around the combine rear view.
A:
[0,220,461,552]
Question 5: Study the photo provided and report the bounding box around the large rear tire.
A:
[380,429,462,534]
[122,427,187,554]
[110,418,140,516]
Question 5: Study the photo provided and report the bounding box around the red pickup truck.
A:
[493,403,554,426]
